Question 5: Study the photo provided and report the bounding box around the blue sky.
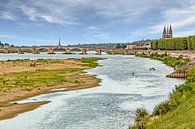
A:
[0,0,195,46]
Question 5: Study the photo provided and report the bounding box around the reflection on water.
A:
[0,53,184,129]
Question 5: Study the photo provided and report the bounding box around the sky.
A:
[0,0,195,46]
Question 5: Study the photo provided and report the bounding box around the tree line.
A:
[151,35,195,50]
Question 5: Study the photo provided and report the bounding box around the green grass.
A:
[79,57,103,68]
[0,68,84,92]
[148,94,195,129]
[0,58,104,92]
[145,67,195,129]
[130,55,194,129]
[136,53,189,68]
[130,67,195,129]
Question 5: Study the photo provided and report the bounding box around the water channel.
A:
[0,52,184,129]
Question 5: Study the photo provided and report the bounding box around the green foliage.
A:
[151,36,195,50]
[146,67,195,128]
[0,58,102,92]
[79,57,103,67]
[130,67,195,129]
[0,68,83,91]
[114,44,127,49]
[152,67,195,116]
[130,108,149,129]
[188,36,195,50]
[130,55,194,129]
[153,101,170,116]
[136,53,189,68]
[148,92,195,129]
[135,108,149,122]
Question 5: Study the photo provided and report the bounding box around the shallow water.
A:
[0,53,184,129]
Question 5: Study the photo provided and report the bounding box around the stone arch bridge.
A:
[0,46,103,55]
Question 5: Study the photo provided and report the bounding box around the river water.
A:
[0,52,184,129]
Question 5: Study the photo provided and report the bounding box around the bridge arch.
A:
[37,48,49,53]
[68,47,87,54]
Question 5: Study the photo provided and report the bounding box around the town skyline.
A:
[0,0,195,46]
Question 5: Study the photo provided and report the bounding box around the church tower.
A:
[162,25,173,39]
[162,26,166,39]
[169,25,173,38]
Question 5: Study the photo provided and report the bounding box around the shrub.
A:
[153,101,170,116]
[130,108,149,129]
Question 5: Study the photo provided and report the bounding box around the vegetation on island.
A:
[0,58,102,120]
[151,35,195,50]
[0,58,102,95]
[79,57,103,68]
[0,68,84,92]
[130,54,195,129]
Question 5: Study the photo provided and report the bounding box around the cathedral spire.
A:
[169,24,172,34]
[162,24,173,39]
[163,26,166,34]
[58,37,61,46]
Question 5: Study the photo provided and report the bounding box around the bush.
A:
[136,53,189,68]
[153,101,170,116]
[130,108,149,129]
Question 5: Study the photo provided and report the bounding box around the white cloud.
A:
[150,2,195,36]
[1,0,195,42]
[175,30,195,37]
[0,0,162,25]
[0,11,16,20]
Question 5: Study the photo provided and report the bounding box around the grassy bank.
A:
[79,57,103,67]
[0,57,102,120]
[0,68,85,93]
[136,53,189,68]
[130,54,195,129]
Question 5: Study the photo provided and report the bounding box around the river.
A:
[0,52,184,129]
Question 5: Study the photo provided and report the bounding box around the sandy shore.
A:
[0,58,101,120]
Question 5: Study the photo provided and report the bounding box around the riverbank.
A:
[135,52,189,68]
[0,58,102,120]
[130,53,195,129]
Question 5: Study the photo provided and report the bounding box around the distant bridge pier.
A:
[17,48,23,54]
[81,48,87,54]
[32,47,39,54]
[48,48,54,54]
[65,48,72,54]
[96,49,102,55]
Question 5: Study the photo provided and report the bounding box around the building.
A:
[162,25,173,39]
[126,40,151,50]
[126,43,137,49]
